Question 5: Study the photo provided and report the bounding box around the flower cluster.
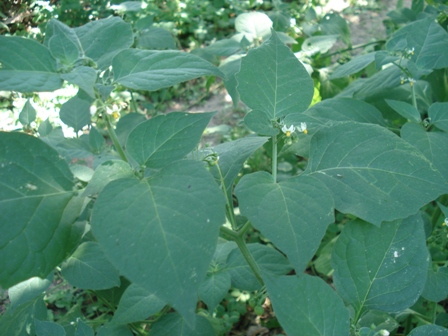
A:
[400,76,416,86]
[281,122,307,137]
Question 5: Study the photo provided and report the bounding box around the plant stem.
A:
[216,163,238,230]
[130,91,139,113]
[272,135,278,182]
[234,235,264,286]
[104,113,128,162]
[411,83,418,110]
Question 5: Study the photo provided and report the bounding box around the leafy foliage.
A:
[1,1,448,335]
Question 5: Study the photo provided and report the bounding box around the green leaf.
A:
[113,49,224,91]
[138,27,177,50]
[236,30,314,119]
[332,215,429,316]
[209,136,269,198]
[235,12,273,42]
[305,122,446,225]
[35,319,66,336]
[235,172,334,273]
[61,67,97,99]
[96,324,133,336]
[0,36,62,92]
[45,19,81,65]
[264,274,350,335]
[61,242,120,290]
[319,12,351,47]
[408,325,448,336]
[82,160,135,196]
[59,90,93,132]
[422,267,448,302]
[115,112,146,146]
[219,55,242,107]
[149,313,215,336]
[19,99,37,126]
[38,118,53,137]
[74,16,134,70]
[112,283,165,325]
[386,18,448,70]
[357,310,398,334]
[401,122,448,186]
[302,35,338,54]
[225,243,292,291]
[0,132,83,288]
[385,99,421,122]
[204,39,241,57]
[75,319,94,336]
[8,274,53,308]
[0,296,47,336]
[70,164,94,182]
[198,271,231,311]
[353,65,402,99]
[429,102,448,132]
[126,112,215,169]
[375,51,400,69]
[91,160,225,322]
[244,110,280,135]
[330,52,376,79]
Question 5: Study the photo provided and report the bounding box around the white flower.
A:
[296,122,308,134]
[90,106,97,116]
[378,330,390,336]
[443,218,448,226]
[281,125,295,137]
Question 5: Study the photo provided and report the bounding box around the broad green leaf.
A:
[0,132,83,288]
[75,319,94,336]
[38,118,53,137]
[353,65,402,100]
[138,27,176,50]
[225,243,293,291]
[235,12,272,42]
[244,110,280,136]
[375,51,400,69]
[45,19,81,65]
[74,16,134,70]
[35,319,66,336]
[149,313,215,336]
[305,122,446,225]
[357,310,398,334]
[115,112,146,146]
[9,274,53,308]
[82,160,135,196]
[319,12,351,47]
[204,39,241,57]
[236,30,314,119]
[59,91,93,132]
[19,100,37,126]
[198,271,231,310]
[61,242,120,290]
[264,274,350,336]
[408,325,448,336]
[112,283,165,325]
[209,136,269,198]
[330,52,376,79]
[235,172,334,273]
[429,102,448,132]
[0,296,47,336]
[0,36,62,92]
[422,267,448,302]
[96,324,133,336]
[70,165,94,182]
[401,122,448,186]
[126,112,215,169]
[113,49,223,91]
[302,35,338,54]
[91,160,225,322]
[61,66,97,98]
[332,215,429,316]
[386,99,421,122]
[386,18,448,70]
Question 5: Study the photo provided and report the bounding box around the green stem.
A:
[410,83,418,110]
[105,113,128,162]
[130,91,139,113]
[215,163,238,230]
[272,134,278,182]
[234,235,264,286]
